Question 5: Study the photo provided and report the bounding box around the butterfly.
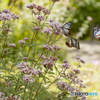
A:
[62,22,73,36]
[94,25,100,41]
[62,22,80,49]
[65,36,80,49]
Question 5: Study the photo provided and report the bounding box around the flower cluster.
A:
[26,3,50,15]
[0,9,19,21]
[18,40,26,44]
[56,81,87,100]
[66,72,87,88]
[33,27,41,31]
[52,0,60,2]
[0,92,4,98]
[76,56,85,64]
[9,43,16,47]
[73,69,81,74]
[36,15,45,21]
[43,44,61,52]
[17,62,42,76]
[5,95,21,100]
[49,19,62,35]
[23,75,35,83]
[56,81,75,92]
[4,28,12,32]
[0,93,21,100]
[24,37,30,41]
[43,27,52,34]
[62,60,70,69]
[40,55,59,70]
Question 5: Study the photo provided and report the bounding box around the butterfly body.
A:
[94,25,100,41]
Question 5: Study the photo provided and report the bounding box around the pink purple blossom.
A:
[43,27,52,34]
[36,15,45,21]
[24,37,30,41]
[17,62,42,76]
[17,62,29,69]
[43,44,53,51]
[76,56,85,64]
[9,43,16,47]
[18,40,26,44]
[36,5,43,11]
[8,81,12,86]
[23,75,35,83]
[3,94,21,100]
[42,8,50,15]
[52,0,60,2]
[0,9,19,21]
[26,3,36,9]
[0,92,4,98]
[33,27,41,31]
[4,49,8,53]
[49,20,62,35]
[4,28,12,32]
[74,69,81,74]
[62,63,70,69]
[23,57,28,60]
[53,45,62,51]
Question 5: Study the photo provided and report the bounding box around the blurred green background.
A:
[0,0,100,100]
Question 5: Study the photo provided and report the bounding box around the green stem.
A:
[33,69,48,100]
[23,83,27,100]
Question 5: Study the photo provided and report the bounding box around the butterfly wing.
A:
[94,25,98,37]
[62,22,73,36]
[65,37,80,49]
[95,28,100,41]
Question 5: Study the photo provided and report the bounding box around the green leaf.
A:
[24,25,35,32]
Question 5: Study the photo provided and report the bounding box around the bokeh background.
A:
[0,0,100,99]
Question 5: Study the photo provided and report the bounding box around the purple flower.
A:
[24,37,30,41]
[3,9,10,13]
[8,81,12,86]
[80,59,85,64]
[23,75,35,83]
[23,57,28,60]
[36,5,43,11]
[18,40,26,44]
[76,56,80,60]
[62,63,70,69]
[36,15,45,21]
[33,27,40,31]
[9,43,16,47]
[76,56,85,64]
[52,0,60,2]
[43,44,53,51]
[74,69,81,74]
[42,8,50,15]
[0,10,19,21]
[63,60,69,63]
[4,28,12,32]
[4,49,8,53]
[26,3,37,9]
[43,27,52,34]
[17,62,28,69]
[0,92,4,98]
[53,45,62,51]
